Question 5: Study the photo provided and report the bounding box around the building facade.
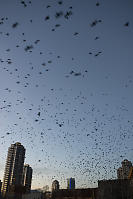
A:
[0,180,2,198]
[51,188,98,199]
[1,142,25,196]
[22,190,43,199]
[117,159,132,179]
[67,178,75,189]
[52,180,59,191]
[0,180,2,193]
[128,167,133,179]
[22,164,33,193]
[98,179,133,199]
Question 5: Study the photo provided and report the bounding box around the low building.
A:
[98,179,133,199]
[22,190,43,199]
[51,188,98,199]
[5,184,26,199]
[44,191,52,199]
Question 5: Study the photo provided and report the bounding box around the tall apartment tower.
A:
[22,164,33,193]
[67,178,75,189]
[1,142,25,196]
[117,159,132,179]
[0,180,2,195]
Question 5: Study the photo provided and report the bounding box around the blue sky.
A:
[0,0,133,190]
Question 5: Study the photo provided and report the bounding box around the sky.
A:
[0,0,133,191]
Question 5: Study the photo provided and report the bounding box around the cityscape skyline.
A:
[0,0,133,190]
[0,142,133,193]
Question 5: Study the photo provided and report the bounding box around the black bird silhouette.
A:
[34,40,40,44]
[21,0,27,7]
[96,2,100,6]
[94,51,102,57]
[55,24,61,27]
[12,22,19,28]
[38,112,40,116]
[74,32,79,36]
[55,11,63,19]
[94,36,99,40]
[45,16,50,21]
[58,1,63,5]
[74,72,81,76]
[46,5,51,8]
[124,22,129,27]
[90,19,102,27]
[24,45,34,52]
[64,11,73,19]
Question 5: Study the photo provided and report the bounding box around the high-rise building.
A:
[117,167,123,179]
[128,167,133,179]
[1,142,25,196]
[67,178,75,189]
[117,159,132,179]
[0,180,2,194]
[52,180,59,191]
[22,164,33,193]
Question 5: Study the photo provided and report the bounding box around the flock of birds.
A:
[0,0,132,189]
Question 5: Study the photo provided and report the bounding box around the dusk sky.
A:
[0,0,133,191]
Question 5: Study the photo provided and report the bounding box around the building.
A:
[51,188,98,199]
[22,165,32,192]
[5,189,43,199]
[0,180,2,198]
[128,167,133,179]
[52,180,59,191]
[44,191,52,199]
[117,167,123,179]
[6,184,26,199]
[22,164,33,193]
[1,142,25,196]
[0,180,2,193]
[67,178,75,189]
[98,179,133,199]
[22,190,43,199]
[122,159,132,179]
[117,159,132,179]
